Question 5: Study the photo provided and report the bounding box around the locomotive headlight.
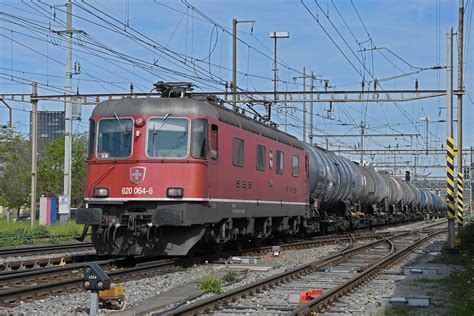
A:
[167,187,183,198]
[135,117,145,127]
[93,187,109,198]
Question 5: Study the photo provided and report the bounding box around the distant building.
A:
[30,111,65,140]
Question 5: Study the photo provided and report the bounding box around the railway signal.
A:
[83,262,111,315]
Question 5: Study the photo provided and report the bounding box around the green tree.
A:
[38,134,87,207]
[0,129,31,215]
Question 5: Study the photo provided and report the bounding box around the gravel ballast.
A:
[1,242,344,315]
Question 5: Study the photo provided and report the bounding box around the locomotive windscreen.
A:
[147,118,189,158]
[97,118,133,159]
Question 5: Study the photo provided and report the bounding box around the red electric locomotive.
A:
[77,94,314,256]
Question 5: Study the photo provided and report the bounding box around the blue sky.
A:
[0,0,473,178]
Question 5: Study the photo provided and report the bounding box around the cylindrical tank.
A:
[429,192,443,209]
[397,179,415,206]
[329,153,364,203]
[305,144,340,205]
[355,165,377,206]
[425,190,433,208]
[371,169,389,203]
[408,183,420,207]
[305,143,434,213]
[418,190,429,207]
[379,173,401,206]
[305,145,363,207]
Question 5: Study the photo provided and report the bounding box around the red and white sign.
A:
[130,166,146,184]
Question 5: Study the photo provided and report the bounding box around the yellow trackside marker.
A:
[446,137,455,219]
[447,178,455,187]
[457,172,464,225]
[455,236,461,247]
[99,285,125,300]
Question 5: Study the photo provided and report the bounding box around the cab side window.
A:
[292,155,299,177]
[87,119,95,159]
[210,124,218,160]
[191,119,208,159]
[256,145,266,171]
[276,150,284,174]
[232,137,244,167]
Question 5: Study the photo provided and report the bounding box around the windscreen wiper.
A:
[114,113,128,135]
[153,112,172,135]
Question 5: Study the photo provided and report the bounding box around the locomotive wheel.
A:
[253,238,262,248]
[234,238,245,252]
[213,242,224,254]
[186,244,198,259]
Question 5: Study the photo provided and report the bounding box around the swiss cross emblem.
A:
[130,167,146,184]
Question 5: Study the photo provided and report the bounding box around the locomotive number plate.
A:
[121,187,154,195]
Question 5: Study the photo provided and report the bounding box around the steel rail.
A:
[0,220,444,307]
[164,226,440,315]
[0,252,101,273]
[164,238,395,315]
[290,229,443,315]
[0,242,94,257]
[0,257,179,306]
[0,231,380,306]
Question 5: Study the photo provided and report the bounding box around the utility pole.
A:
[269,31,289,121]
[393,151,397,176]
[284,90,288,133]
[0,100,12,128]
[232,19,255,111]
[469,146,474,215]
[232,18,237,110]
[420,117,429,155]
[446,27,455,249]
[303,66,306,143]
[30,82,38,228]
[414,155,418,181]
[61,1,73,223]
[360,122,365,165]
[50,1,83,223]
[310,71,314,145]
[456,0,464,231]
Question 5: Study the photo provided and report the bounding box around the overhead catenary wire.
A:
[301,0,430,146]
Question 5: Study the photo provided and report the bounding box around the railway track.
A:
[0,230,382,306]
[0,242,96,273]
[163,227,443,315]
[0,242,94,258]
[0,220,445,307]
[0,219,443,274]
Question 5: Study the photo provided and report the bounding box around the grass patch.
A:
[440,223,474,315]
[222,271,237,283]
[198,272,223,294]
[435,251,473,266]
[370,308,386,316]
[0,219,84,247]
[411,277,438,286]
[382,305,424,315]
[380,224,474,315]
[442,255,474,315]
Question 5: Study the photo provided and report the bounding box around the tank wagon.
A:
[76,94,445,256]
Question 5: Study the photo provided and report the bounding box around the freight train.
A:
[76,92,445,256]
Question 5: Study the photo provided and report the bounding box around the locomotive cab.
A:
[78,98,215,256]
